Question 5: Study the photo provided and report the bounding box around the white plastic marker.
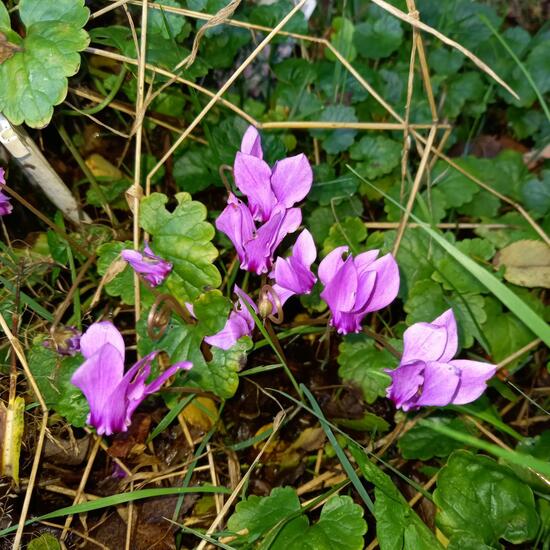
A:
[0,113,90,224]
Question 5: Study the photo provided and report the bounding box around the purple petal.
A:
[71,343,128,435]
[234,152,275,222]
[273,257,316,295]
[271,283,297,307]
[80,321,125,363]
[240,126,263,159]
[354,249,379,272]
[121,245,172,288]
[431,309,458,362]
[329,310,367,334]
[291,229,317,268]
[361,253,400,313]
[243,210,285,274]
[205,312,252,350]
[0,191,12,216]
[0,167,5,185]
[234,285,258,328]
[318,246,348,286]
[144,361,192,395]
[351,269,377,315]
[413,361,461,408]
[402,319,451,365]
[270,154,313,208]
[216,194,255,266]
[321,256,358,313]
[269,206,302,253]
[450,359,496,405]
[386,361,425,411]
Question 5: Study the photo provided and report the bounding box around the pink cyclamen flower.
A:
[71,321,191,435]
[0,167,13,217]
[204,286,257,350]
[121,242,172,287]
[270,229,317,306]
[319,247,399,334]
[386,309,496,411]
[216,193,301,275]
[234,126,313,222]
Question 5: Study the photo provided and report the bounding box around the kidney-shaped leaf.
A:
[0,0,89,127]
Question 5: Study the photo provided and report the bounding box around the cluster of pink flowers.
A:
[70,125,496,436]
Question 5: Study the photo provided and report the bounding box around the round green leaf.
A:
[354,8,403,60]
[434,450,540,546]
[0,0,89,127]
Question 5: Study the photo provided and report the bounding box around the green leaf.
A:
[432,159,480,209]
[398,415,474,460]
[227,487,301,545]
[432,238,495,295]
[337,335,394,404]
[139,193,221,303]
[326,17,356,62]
[525,42,550,96]
[0,2,10,28]
[350,136,401,179]
[138,292,250,399]
[28,344,88,427]
[309,167,358,206]
[354,5,403,60]
[0,0,89,128]
[272,496,366,550]
[173,148,216,194]
[322,217,366,256]
[227,489,367,550]
[522,170,550,217]
[350,445,444,550]
[310,105,358,155]
[28,534,61,550]
[148,0,188,39]
[482,297,535,363]
[514,432,550,492]
[405,279,487,349]
[96,241,136,305]
[434,450,540,546]
[443,72,485,118]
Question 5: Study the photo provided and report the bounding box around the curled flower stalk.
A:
[386,309,496,410]
[71,322,191,435]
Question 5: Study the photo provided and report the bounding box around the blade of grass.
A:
[0,486,230,537]
[147,393,195,443]
[348,165,550,348]
[0,275,54,321]
[421,418,550,478]
[479,14,550,123]
[301,384,374,514]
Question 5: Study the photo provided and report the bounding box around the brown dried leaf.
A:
[494,239,550,288]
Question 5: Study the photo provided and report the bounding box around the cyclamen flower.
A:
[121,242,172,287]
[270,229,317,306]
[319,247,399,334]
[204,286,257,350]
[0,168,13,217]
[71,322,191,435]
[235,126,313,222]
[386,309,496,411]
[216,193,301,275]
[43,326,81,356]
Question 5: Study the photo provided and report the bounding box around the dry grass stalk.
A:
[0,312,48,550]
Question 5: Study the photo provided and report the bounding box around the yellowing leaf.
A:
[180,397,218,431]
[495,240,550,288]
[0,396,25,484]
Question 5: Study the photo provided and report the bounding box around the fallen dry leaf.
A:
[494,239,550,288]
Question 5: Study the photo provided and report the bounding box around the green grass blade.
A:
[147,393,195,443]
[0,274,54,321]
[0,486,230,537]
[301,384,375,514]
[421,418,550,478]
[348,165,550,348]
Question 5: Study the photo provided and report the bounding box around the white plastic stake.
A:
[0,114,91,224]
